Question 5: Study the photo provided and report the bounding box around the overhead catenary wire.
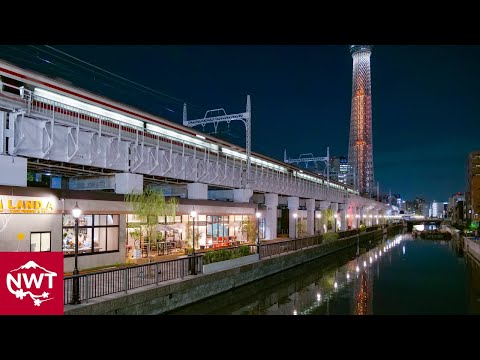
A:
[41,45,206,113]
[0,45,248,146]
[0,45,203,115]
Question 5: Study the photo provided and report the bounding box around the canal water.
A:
[168,232,480,315]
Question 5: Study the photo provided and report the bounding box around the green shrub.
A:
[238,245,251,257]
[323,232,339,243]
[202,246,253,264]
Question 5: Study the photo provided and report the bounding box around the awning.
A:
[170,223,186,230]
[157,224,185,231]
[156,224,170,231]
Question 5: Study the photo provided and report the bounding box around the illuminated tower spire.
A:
[348,45,374,196]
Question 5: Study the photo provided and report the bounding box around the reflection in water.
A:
[168,232,480,315]
[354,270,370,315]
[466,254,480,313]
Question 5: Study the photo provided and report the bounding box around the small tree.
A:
[326,208,334,230]
[241,218,258,243]
[129,227,142,250]
[184,225,201,254]
[125,188,178,261]
[297,219,308,237]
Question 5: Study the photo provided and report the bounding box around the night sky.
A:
[1,45,479,202]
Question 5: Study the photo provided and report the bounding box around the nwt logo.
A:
[0,252,64,315]
[7,261,57,306]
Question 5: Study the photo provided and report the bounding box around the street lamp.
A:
[256,212,261,257]
[70,202,81,305]
[334,213,338,232]
[356,214,360,229]
[293,213,298,239]
[190,208,197,275]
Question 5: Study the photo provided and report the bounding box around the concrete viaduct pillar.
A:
[306,198,315,236]
[288,196,299,239]
[265,193,278,240]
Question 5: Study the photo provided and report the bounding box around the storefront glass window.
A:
[259,217,266,240]
[62,214,119,257]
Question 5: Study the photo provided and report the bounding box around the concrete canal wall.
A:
[65,225,402,315]
[465,237,480,263]
[445,226,479,262]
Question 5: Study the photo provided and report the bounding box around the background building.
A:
[468,151,480,223]
[414,197,426,216]
[405,200,416,214]
[329,156,350,185]
[431,201,445,218]
[448,192,465,224]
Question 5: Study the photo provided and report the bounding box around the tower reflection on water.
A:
[292,235,403,316]
[315,235,402,316]
[351,236,401,315]
[354,270,371,315]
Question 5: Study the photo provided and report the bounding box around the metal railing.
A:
[259,226,386,259]
[63,254,203,305]
[259,235,324,258]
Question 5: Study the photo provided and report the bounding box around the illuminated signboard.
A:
[0,196,55,214]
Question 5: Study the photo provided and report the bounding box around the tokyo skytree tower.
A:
[348,45,374,196]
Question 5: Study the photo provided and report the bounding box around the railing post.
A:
[181,258,185,279]
[124,267,128,294]
[84,275,89,303]
[155,262,159,285]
